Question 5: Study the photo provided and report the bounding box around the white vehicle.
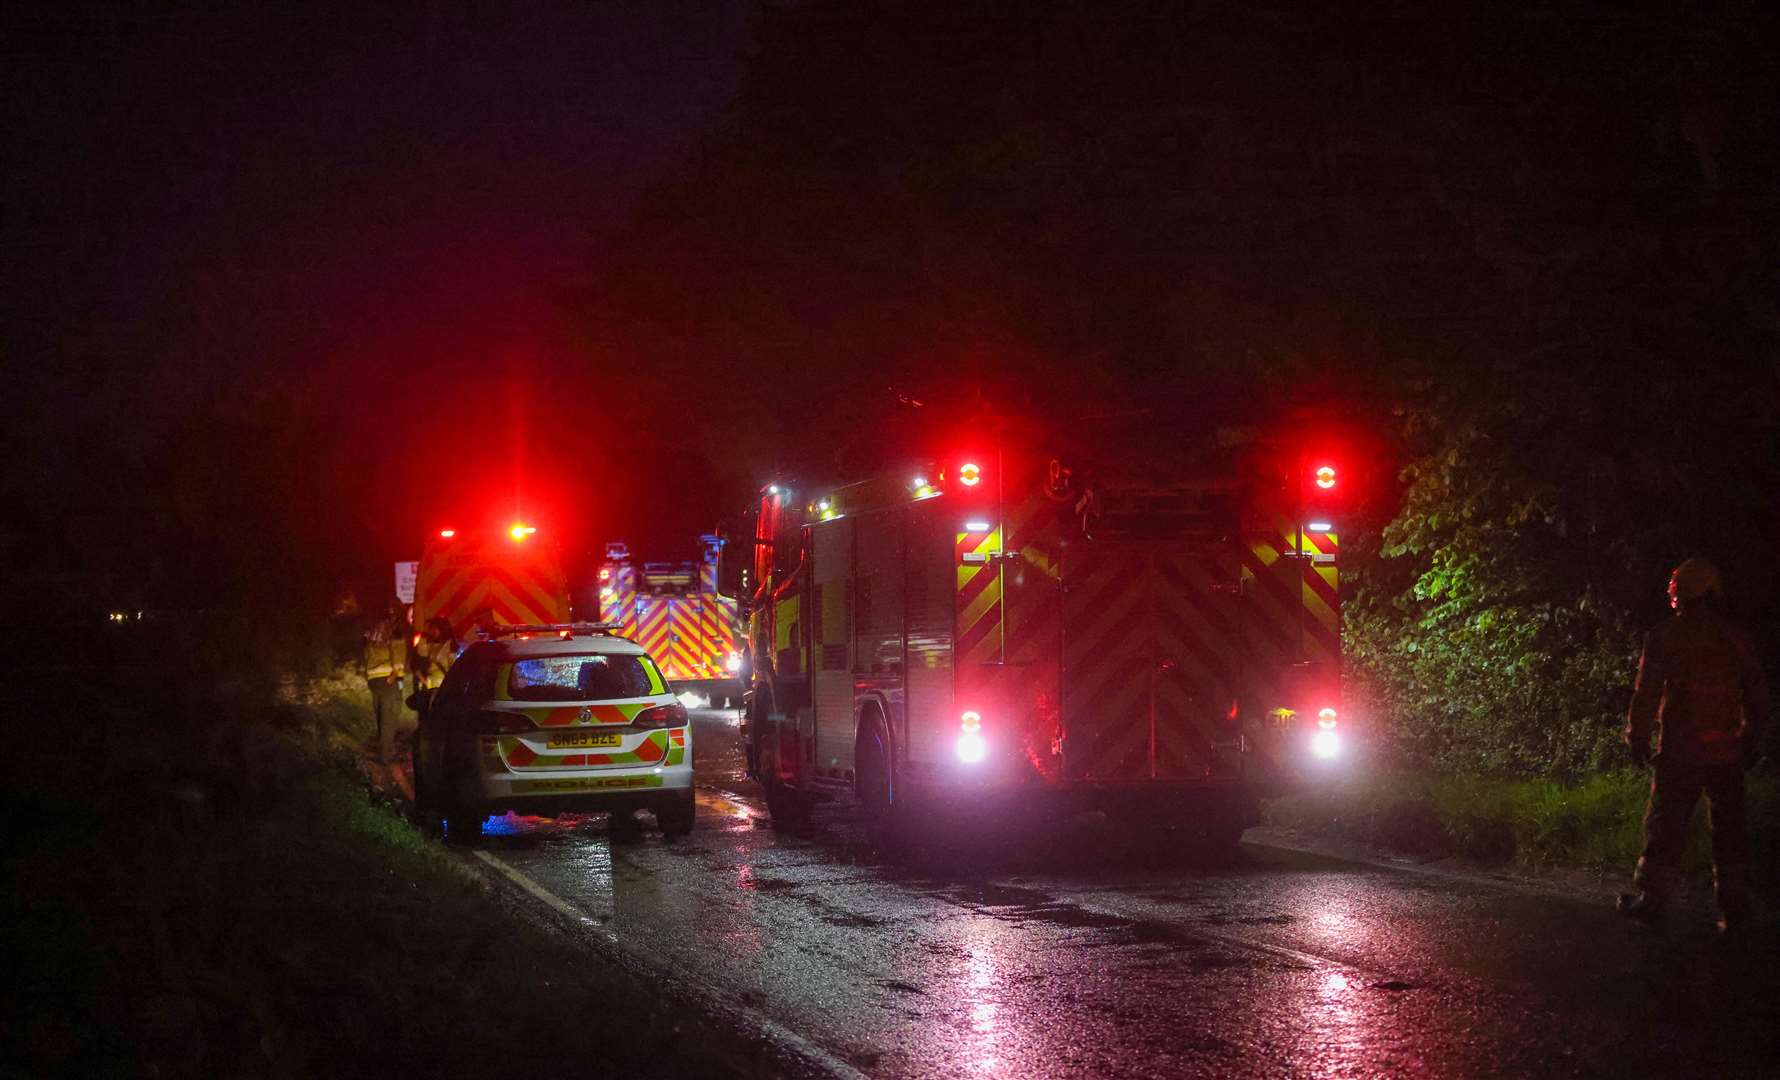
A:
[410,624,694,840]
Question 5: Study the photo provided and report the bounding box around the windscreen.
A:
[507,654,657,701]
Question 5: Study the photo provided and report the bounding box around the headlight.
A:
[1310,730,1341,759]
[955,730,987,764]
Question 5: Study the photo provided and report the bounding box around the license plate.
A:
[547,731,623,750]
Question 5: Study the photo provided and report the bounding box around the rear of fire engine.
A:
[413,522,573,669]
[737,415,1347,847]
[598,537,744,706]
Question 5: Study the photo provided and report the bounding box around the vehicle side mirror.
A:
[406,688,435,712]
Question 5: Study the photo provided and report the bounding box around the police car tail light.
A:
[956,710,987,764]
[632,702,689,730]
[474,709,533,734]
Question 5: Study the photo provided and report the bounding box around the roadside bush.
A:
[1345,358,1778,779]
[1268,767,1780,881]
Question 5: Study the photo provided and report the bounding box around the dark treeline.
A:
[583,1,1780,776]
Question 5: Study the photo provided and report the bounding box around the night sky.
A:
[5,3,1775,622]
[6,3,750,605]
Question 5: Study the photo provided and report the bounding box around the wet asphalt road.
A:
[466,709,1780,1078]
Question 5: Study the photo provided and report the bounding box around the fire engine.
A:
[598,536,744,706]
[412,522,573,670]
[727,412,1348,848]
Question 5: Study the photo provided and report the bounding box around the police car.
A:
[410,624,694,840]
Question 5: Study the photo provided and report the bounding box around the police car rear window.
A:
[506,654,657,701]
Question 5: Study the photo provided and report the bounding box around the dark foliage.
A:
[592,1,1780,775]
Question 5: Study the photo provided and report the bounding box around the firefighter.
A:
[1618,558,1770,933]
[363,605,409,763]
[411,616,460,692]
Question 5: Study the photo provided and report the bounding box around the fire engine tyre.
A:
[856,718,904,849]
[750,687,814,830]
[657,790,697,837]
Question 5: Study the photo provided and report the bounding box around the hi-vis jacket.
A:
[364,620,408,681]
[1626,607,1769,766]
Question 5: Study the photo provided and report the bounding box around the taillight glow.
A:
[598,568,610,581]
[439,529,456,538]
[1318,707,1338,730]
[1314,465,1337,490]
[633,702,690,729]
[959,462,982,487]
[509,522,537,541]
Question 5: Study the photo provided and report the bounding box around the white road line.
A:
[471,850,590,924]
[469,847,870,1080]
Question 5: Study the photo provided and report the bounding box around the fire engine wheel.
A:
[750,688,814,830]
[856,720,903,849]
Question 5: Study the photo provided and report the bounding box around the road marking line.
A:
[471,850,589,924]
[469,847,871,1080]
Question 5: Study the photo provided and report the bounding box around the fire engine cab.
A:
[728,412,1348,849]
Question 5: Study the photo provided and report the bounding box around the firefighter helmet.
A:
[1668,558,1723,608]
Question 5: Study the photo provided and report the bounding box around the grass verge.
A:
[3,658,737,1079]
[1264,766,1780,882]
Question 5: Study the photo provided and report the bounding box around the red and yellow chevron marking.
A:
[1057,546,1153,780]
[416,548,570,643]
[631,595,742,681]
[633,597,674,675]
[598,564,639,636]
[498,729,670,769]
[955,527,1003,667]
[1150,552,1239,778]
[1241,514,1340,668]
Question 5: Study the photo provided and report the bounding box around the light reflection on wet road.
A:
[469,709,1780,1078]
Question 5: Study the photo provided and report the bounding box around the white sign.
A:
[394,561,419,604]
